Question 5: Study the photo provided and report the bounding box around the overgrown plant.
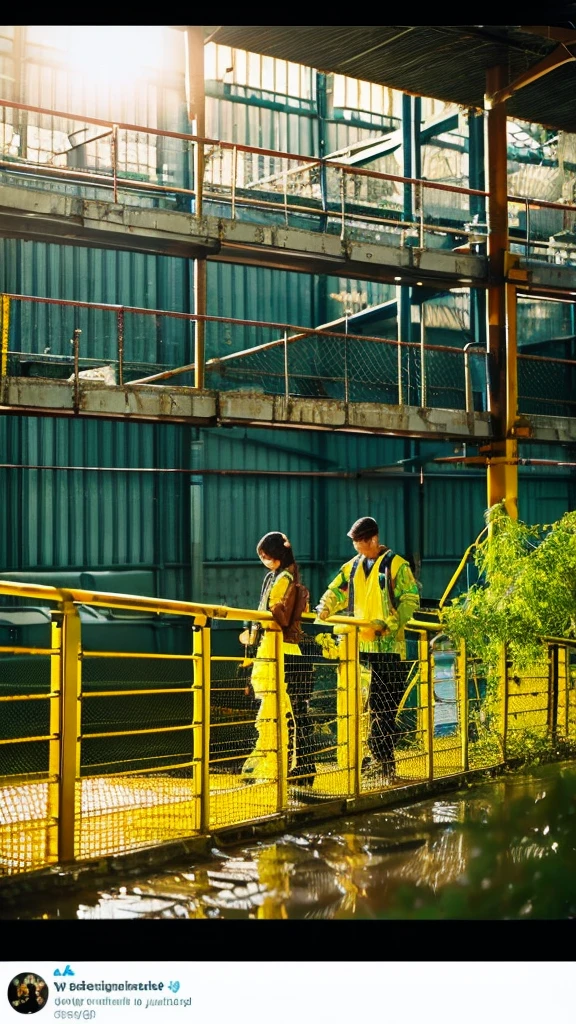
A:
[441,502,576,673]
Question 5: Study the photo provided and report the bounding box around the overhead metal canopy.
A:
[205,25,576,133]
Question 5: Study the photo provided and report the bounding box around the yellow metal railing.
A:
[0,579,574,878]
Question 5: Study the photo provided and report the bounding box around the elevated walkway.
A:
[0,181,486,288]
[0,577,574,881]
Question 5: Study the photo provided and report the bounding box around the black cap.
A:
[347,516,379,540]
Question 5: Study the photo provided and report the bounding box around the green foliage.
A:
[441,502,576,674]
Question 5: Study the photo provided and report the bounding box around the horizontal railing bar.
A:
[82,687,196,698]
[0,97,488,197]
[0,734,54,744]
[0,693,52,701]
[80,760,197,778]
[82,723,197,739]
[82,651,196,660]
[0,646,55,655]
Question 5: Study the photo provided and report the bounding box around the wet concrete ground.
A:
[2,761,576,920]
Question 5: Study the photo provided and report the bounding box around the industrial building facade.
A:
[1,24,575,611]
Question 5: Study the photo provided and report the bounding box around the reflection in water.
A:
[3,761,576,919]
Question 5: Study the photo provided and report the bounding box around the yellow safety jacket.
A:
[318,547,420,655]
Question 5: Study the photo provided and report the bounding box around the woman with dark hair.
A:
[239,531,316,788]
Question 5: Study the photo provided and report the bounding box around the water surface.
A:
[3,761,576,919]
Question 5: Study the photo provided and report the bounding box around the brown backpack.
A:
[270,579,310,642]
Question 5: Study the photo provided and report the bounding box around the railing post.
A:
[420,633,434,782]
[193,615,211,833]
[340,167,346,240]
[560,644,570,739]
[397,338,404,406]
[344,311,349,404]
[283,168,289,226]
[117,308,124,386]
[112,123,119,204]
[231,144,237,220]
[416,181,424,247]
[338,627,360,797]
[274,628,288,811]
[464,343,473,413]
[1,293,10,404]
[456,639,469,771]
[420,302,427,407]
[58,600,82,864]
[47,612,63,864]
[71,327,81,413]
[283,330,289,399]
[548,642,559,745]
[500,642,509,761]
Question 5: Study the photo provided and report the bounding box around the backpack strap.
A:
[348,554,362,614]
[379,550,404,610]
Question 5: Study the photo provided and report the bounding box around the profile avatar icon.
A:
[8,973,48,1014]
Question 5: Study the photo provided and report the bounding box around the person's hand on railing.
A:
[314,604,330,622]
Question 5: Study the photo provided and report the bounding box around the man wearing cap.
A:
[315,516,420,776]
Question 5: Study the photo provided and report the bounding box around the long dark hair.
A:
[256,531,300,579]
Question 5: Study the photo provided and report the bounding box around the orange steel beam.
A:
[486,43,576,106]
[485,65,518,519]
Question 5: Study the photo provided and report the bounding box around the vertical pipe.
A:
[402,93,413,223]
[12,26,26,158]
[185,27,207,391]
[283,168,289,226]
[485,66,518,519]
[505,280,519,442]
[190,435,204,601]
[58,601,81,864]
[414,96,423,246]
[413,96,422,181]
[117,308,124,387]
[468,109,487,410]
[340,167,346,240]
[316,72,329,233]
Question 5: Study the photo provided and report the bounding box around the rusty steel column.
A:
[485,65,518,519]
[185,27,207,390]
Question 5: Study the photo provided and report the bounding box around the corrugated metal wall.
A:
[0,416,192,600]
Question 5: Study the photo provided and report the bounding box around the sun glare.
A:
[35,25,163,84]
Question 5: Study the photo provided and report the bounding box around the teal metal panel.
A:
[519,478,573,526]
[0,416,192,600]
[423,478,486,557]
[205,262,315,359]
[207,97,315,156]
[0,239,192,372]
